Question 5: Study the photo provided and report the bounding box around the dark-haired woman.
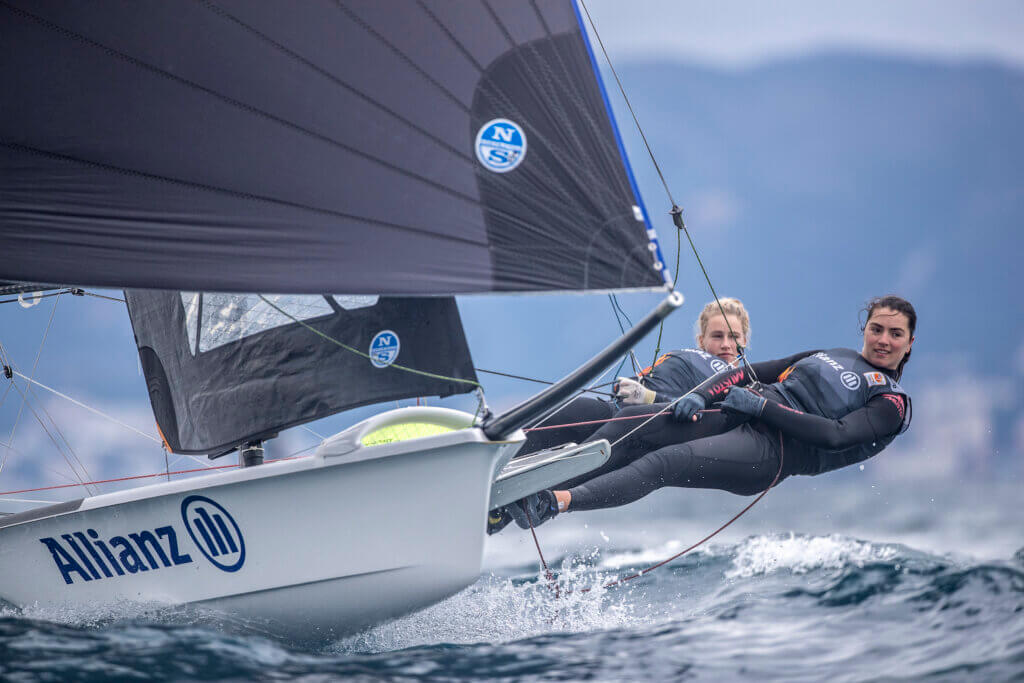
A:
[502,296,916,530]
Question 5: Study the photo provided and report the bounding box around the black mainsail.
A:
[0,1,674,450]
[0,1,667,294]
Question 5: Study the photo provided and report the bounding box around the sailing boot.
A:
[486,506,513,535]
[508,489,559,530]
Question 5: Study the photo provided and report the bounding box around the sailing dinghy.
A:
[0,1,679,637]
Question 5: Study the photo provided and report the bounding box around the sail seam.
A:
[197,0,476,165]
[330,0,471,113]
[1,2,481,206]
[0,141,490,250]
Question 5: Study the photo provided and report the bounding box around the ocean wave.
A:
[726,533,901,579]
[333,568,639,654]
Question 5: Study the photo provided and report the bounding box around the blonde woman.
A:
[614,297,751,406]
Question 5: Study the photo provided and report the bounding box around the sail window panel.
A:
[332,295,379,311]
[197,294,332,353]
[180,292,201,356]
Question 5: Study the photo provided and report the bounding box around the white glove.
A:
[615,376,656,405]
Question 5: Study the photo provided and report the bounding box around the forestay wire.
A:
[577,0,759,385]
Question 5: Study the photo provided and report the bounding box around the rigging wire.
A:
[9,371,162,445]
[4,292,62,460]
[473,368,613,398]
[511,3,772,593]
[258,295,480,390]
[0,287,125,306]
[607,295,640,377]
[578,0,757,385]
[672,208,760,385]
[5,380,95,496]
[573,432,784,594]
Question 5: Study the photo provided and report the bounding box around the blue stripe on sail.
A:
[572,0,672,287]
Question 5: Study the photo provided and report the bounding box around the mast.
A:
[482,291,682,440]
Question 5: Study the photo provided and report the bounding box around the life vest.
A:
[639,348,730,400]
[773,348,911,474]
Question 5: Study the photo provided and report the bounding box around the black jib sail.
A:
[0,1,667,295]
[126,291,478,455]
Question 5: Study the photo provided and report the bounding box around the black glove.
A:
[508,490,559,529]
[672,393,707,422]
[721,387,767,417]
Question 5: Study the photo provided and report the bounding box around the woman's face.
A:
[698,313,746,365]
[861,307,914,370]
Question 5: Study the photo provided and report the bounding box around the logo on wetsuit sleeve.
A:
[864,372,887,387]
[710,359,728,373]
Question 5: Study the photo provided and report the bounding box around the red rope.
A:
[0,456,299,496]
[549,431,785,595]
[526,513,560,599]
[5,409,721,496]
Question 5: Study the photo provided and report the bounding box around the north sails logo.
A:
[39,495,245,584]
[181,495,245,572]
[475,118,527,172]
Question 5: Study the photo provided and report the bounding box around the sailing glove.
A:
[721,387,767,417]
[614,377,656,405]
[672,393,706,422]
[509,489,559,529]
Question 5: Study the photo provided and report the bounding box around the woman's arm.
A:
[757,393,905,450]
[697,350,821,403]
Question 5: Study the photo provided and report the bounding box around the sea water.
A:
[1,478,1021,681]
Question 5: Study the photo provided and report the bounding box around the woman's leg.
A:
[556,404,744,490]
[516,397,616,455]
[567,424,784,510]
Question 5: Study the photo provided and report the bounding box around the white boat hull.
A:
[0,408,522,639]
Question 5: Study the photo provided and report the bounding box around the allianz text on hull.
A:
[0,408,520,639]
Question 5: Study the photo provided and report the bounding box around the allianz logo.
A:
[812,351,845,372]
[39,495,245,585]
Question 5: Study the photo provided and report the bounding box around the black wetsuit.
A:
[567,350,911,510]
[520,349,728,454]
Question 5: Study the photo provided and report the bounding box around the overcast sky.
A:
[582,0,1024,69]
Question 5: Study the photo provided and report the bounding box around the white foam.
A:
[333,563,638,654]
[597,539,714,570]
[726,533,898,579]
[1,599,273,635]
